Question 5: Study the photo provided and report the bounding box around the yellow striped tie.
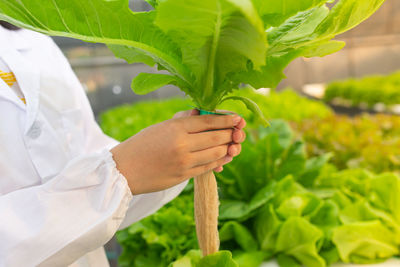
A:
[0,70,26,104]
[0,70,17,87]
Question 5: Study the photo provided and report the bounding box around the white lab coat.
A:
[0,26,187,267]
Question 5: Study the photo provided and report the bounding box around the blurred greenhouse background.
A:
[49,0,400,266]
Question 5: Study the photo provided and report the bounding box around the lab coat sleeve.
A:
[0,33,188,266]
[48,40,188,229]
[0,150,132,267]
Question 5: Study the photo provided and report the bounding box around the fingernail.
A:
[224,156,233,163]
[233,116,241,125]
[229,146,237,156]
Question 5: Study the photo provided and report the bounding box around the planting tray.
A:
[301,83,400,116]
[261,258,400,267]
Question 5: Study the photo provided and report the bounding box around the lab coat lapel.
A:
[2,49,40,134]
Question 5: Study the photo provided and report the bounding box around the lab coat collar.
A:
[0,25,32,52]
[0,25,40,132]
[2,50,40,133]
[0,49,40,134]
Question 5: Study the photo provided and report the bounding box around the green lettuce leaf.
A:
[169,250,202,267]
[131,73,177,95]
[233,0,386,90]
[276,217,325,267]
[276,254,301,267]
[0,0,385,118]
[255,204,283,253]
[219,183,275,221]
[332,221,399,264]
[252,0,330,27]
[219,221,258,252]
[233,251,266,267]
[154,0,267,109]
[221,96,269,127]
[368,173,400,223]
[197,251,238,267]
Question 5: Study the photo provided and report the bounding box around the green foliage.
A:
[116,121,331,267]
[324,71,400,107]
[315,170,400,264]
[167,169,400,267]
[216,120,331,221]
[0,0,385,120]
[294,114,400,174]
[113,118,400,266]
[117,194,198,267]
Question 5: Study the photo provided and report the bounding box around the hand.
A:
[111,110,246,195]
[173,109,246,173]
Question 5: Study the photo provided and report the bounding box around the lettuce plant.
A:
[0,0,385,119]
[294,114,400,174]
[324,71,400,108]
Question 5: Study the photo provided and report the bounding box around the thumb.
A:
[173,109,199,119]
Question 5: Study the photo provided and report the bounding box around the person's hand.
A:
[111,110,246,195]
[173,109,246,173]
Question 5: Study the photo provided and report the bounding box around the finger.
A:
[214,111,246,130]
[173,109,198,119]
[190,109,200,116]
[228,143,241,157]
[189,129,233,151]
[232,129,246,144]
[235,118,246,130]
[214,166,223,172]
[215,109,236,115]
[191,145,229,167]
[189,156,233,177]
[182,114,242,133]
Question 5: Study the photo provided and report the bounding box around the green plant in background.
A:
[324,71,400,108]
[116,121,400,267]
[117,194,198,267]
[116,120,332,267]
[293,114,400,174]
